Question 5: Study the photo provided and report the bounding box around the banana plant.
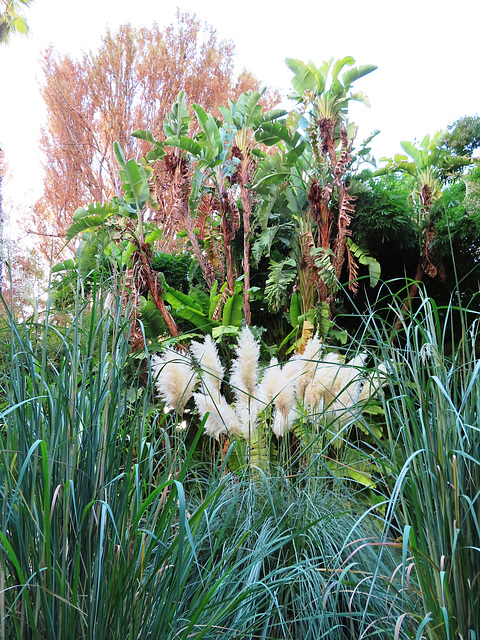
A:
[136,89,286,325]
[376,132,476,320]
[376,131,475,217]
[249,57,380,341]
[133,91,215,290]
[285,56,377,292]
[63,143,180,336]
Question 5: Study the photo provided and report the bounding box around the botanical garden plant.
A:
[153,326,388,483]
[3,41,480,640]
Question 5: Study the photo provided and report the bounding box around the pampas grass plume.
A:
[190,335,224,398]
[230,326,260,405]
[152,349,198,415]
[291,334,323,400]
[194,392,242,439]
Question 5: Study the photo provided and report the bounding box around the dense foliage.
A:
[1,21,480,639]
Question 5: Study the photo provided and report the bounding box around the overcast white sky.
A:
[1,0,479,210]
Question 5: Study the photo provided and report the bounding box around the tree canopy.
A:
[30,11,277,257]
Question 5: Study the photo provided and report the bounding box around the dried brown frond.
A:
[333,187,356,279]
[346,243,359,295]
[333,126,351,185]
[211,286,231,321]
[318,117,337,165]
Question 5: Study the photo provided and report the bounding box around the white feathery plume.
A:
[331,354,368,423]
[272,408,285,437]
[282,358,301,387]
[152,349,198,415]
[258,357,280,406]
[190,335,224,399]
[290,334,323,400]
[304,352,342,411]
[235,399,260,439]
[259,357,295,411]
[359,362,390,401]
[193,392,242,439]
[229,326,260,405]
[273,370,296,424]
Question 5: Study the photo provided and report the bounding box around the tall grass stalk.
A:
[0,281,409,638]
[360,285,480,639]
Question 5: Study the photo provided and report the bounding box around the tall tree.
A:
[0,0,32,44]
[28,11,273,258]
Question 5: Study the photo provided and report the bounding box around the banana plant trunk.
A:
[241,185,251,325]
[393,221,440,337]
[137,246,180,336]
[177,202,215,289]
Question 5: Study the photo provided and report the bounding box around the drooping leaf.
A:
[144,226,163,245]
[222,293,243,327]
[72,201,117,221]
[66,216,112,243]
[332,56,355,85]
[51,259,77,273]
[164,285,203,312]
[251,226,279,266]
[139,295,165,339]
[163,284,219,333]
[192,104,223,158]
[264,257,297,313]
[164,135,203,158]
[297,319,315,354]
[212,325,239,340]
[400,141,425,169]
[77,232,109,279]
[342,64,377,90]
[347,239,381,287]
[285,58,318,94]
[255,122,301,148]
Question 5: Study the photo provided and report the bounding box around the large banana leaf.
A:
[255,122,301,148]
[51,259,76,273]
[72,201,117,221]
[164,285,219,334]
[222,293,243,327]
[285,58,320,94]
[192,104,223,159]
[400,141,425,169]
[164,135,203,158]
[66,216,112,243]
[342,64,377,90]
[139,296,165,339]
[77,232,109,279]
[131,129,167,162]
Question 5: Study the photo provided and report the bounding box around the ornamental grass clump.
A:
[153,328,386,465]
[353,284,480,639]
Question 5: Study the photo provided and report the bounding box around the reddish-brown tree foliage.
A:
[29,11,272,258]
